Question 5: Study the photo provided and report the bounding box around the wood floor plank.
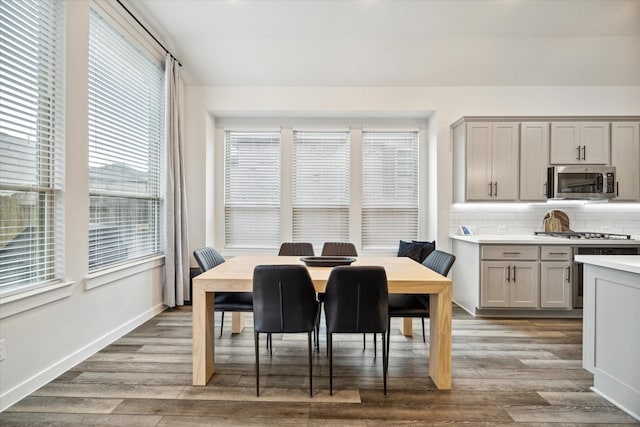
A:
[31,383,185,399]
[4,396,123,414]
[538,391,617,407]
[0,413,162,426]
[505,405,639,424]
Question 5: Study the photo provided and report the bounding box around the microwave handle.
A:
[546,168,555,198]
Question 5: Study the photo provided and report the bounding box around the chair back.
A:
[324,266,388,333]
[278,242,315,256]
[422,250,456,277]
[252,265,318,334]
[321,242,358,256]
[193,247,225,273]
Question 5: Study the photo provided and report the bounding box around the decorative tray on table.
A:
[300,256,356,267]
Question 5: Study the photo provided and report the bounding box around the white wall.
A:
[183,85,640,258]
[0,1,165,410]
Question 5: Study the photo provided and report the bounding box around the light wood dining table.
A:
[192,256,453,390]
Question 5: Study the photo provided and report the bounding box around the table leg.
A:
[193,287,215,385]
[231,312,245,334]
[429,286,452,390]
[398,318,413,336]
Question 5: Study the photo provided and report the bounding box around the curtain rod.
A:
[116,0,182,67]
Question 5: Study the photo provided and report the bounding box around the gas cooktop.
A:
[534,231,632,240]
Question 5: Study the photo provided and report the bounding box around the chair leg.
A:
[220,311,225,337]
[254,332,260,397]
[386,317,391,362]
[421,317,426,342]
[308,332,313,397]
[362,333,366,350]
[373,332,377,359]
[382,332,387,398]
[328,333,333,396]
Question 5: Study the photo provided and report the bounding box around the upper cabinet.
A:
[520,122,549,201]
[452,117,639,203]
[550,122,610,164]
[466,122,519,201]
[611,122,640,201]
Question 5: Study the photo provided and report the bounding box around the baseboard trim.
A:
[0,303,166,411]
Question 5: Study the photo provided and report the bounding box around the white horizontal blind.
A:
[0,0,65,290]
[362,131,419,250]
[293,131,349,247]
[225,131,281,248]
[88,9,164,271]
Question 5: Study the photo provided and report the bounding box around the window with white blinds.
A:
[362,131,419,250]
[0,0,65,291]
[225,131,281,248]
[293,131,349,247]
[88,9,164,271]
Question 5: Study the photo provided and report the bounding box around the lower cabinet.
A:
[479,244,572,310]
[481,262,539,308]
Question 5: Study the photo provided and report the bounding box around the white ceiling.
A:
[130,0,640,87]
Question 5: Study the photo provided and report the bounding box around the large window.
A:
[220,123,421,253]
[88,10,164,271]
[293,131,349,247]
[225,131,281,248]
[0,0,65,290]
[362,131,419,249]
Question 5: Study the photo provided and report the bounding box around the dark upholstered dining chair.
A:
[252,265,320,397]
[324,266,389,396]
[386,249,456,355]
[193,247,254,337]
[278,242,315,256]
[321,241,358,257]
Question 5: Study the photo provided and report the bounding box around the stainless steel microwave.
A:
[547,166,616,200]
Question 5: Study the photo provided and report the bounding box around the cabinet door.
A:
[509,262,539,308]
[520,122,549,200]
[580,122,610,164]
[550,123,580,164]
[466,123,493,200]
[540,261,572,308]
[481,262,509,307]
[611,122,640,201]
[492,123,519,200]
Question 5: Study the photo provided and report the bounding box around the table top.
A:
[193,255,452,294]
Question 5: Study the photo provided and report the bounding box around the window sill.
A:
[0,281,75,319]
[85,255,165,290]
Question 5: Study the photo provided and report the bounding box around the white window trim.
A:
[85,255,164,290]
[213,117,428,256]
[0,281,75,320]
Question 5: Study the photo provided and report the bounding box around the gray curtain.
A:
[164,54,190,307]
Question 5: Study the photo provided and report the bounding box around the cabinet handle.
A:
[512,265,516,282]
[503,252,521,255]
[506,265,511,282]
[489,182,493,196]
[543,182,547,197]
[549,252,568,255]
[565,266,571,282]
[617,182,619,197]
[582,145,586,161]
[576,146,581,160]
[494,182,497,197]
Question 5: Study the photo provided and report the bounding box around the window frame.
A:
[214,118,427,255]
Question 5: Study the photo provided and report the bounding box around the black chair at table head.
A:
[193,247,254,337]
[252,264,320,397]
[278,242,315,256]
[324,265,389,397]
[386,249,456,356]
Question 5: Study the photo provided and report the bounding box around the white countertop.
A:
[450,234,640,245]
[575,255,640,275]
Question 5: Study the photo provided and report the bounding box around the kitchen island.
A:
[576,255,640,421]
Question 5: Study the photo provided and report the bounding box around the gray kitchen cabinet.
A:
[520,122,550,200]
[466,122,519,200]
[480,245,539,308]
[540,246,572,308]
[550,122,610,165]
[611,122,640,201]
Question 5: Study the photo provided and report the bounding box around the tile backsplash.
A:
[450,203,640,237]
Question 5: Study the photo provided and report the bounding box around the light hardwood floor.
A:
[2,304,638,426]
